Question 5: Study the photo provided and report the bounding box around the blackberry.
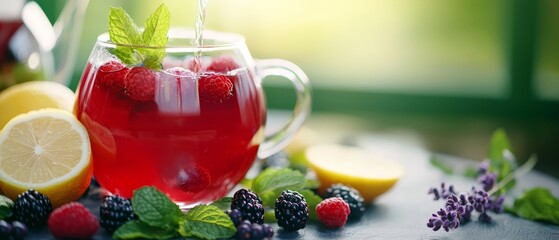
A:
[0,220,12,238]
[100,195,136,233]
[231,189,265,224]
[235,220,274,240]
[274,190,309,231]
[325,184,366,219]
[11,221,27,240]
[226,209,243,226]
[13,189,52,227]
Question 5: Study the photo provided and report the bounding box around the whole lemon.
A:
[0,81,75,130]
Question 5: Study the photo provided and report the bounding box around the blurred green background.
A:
[40,0,559,177]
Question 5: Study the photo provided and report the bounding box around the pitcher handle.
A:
[255,59,312,159]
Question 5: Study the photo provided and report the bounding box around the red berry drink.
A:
[75,57,266,206]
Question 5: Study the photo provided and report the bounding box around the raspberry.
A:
[198,73,233,104]
[124,66,158,102]
[176,165,211,193]
[274,190,309,231]
[231,189,265,224]
[99,195,136,233]
[48,202,99,239]
[13,189,52,227]
[316,197,351,228]
[206,56,239,73]
[96,60,129,93]
[325,184,366,219]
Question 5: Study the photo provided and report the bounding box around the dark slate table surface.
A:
[29,134,559,239]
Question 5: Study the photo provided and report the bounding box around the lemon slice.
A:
[0,109,92,207]
[305,144,404,202]
[0,81,75,130]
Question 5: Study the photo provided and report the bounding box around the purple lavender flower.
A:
[427,189,505,231]
[427,207,461,232]
[478,173,497,191]
[478,160,490,175]
[428,183,456,200]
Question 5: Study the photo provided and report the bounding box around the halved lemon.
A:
[305,144,404,202]
[0,109,92,207]
[0,81,75,130]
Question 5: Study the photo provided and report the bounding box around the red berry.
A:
[48,202,99,239]
[125,66,158,102]
[198,73,233,104]
[316,197,351,228]
[176,165,211,193]
[96,60,129,93]
[206,56,239,73]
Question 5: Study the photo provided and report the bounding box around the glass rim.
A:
[96,28,246,52]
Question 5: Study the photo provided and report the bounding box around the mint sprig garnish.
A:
[108,3,170,70]
[113,186,235,240]
[507,188,559,225]
[131,187,182,229]
[180,205,237,239]
[249,167,322,220]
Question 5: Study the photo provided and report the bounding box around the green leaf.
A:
[108,6,142,65]
[429,156,453,175]
[252,168,306,197]
[0,195,14,219]
[264,209,277,223]
[138,3,170,70]
[113,220,177,240]
[107,4,170,69]
[304,178,320,189]
[507,188,559,225]
[142,3,170,47]
[182,205,236,240]
[487,129,517,193]
[131,186,182,229]
[298,189,323,221]
[240,178,253,189]
[209,197,232,211]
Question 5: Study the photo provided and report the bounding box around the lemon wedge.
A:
[0,81,75,130]
[0,109,92,207]
[305,144,404,202]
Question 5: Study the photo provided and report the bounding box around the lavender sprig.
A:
[428,183,456,201]
[427,156,536,232]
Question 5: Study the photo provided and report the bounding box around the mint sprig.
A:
[180,205,237,239]
[487,128,517,194]
[507,188,559,225]
[130,187,182,229]
[249,167,322,220]
[108,3,170,70]
[113,186,235,240]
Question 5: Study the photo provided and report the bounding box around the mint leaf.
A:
[108,6,142,65]
[113,220,177,240]
[139,3,170,70]
[299,189,323,221]
[0,195,13,219]
[252,168,306,197]
[487,129,517,193]
[209,197,232,211]
[131,186,182,229]
[507,188,559,225]
[142,4,170,47]
[181,205,236,240]
[108,4,170,69]
[304,178,320,189]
